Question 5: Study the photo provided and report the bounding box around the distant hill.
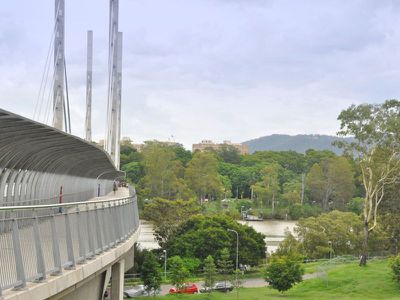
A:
[243,134,354,154]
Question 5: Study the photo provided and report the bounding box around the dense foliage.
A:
[143,198,200,246]
[165,214,266,266]
[140,252,162,295]
[277,210,388,260]
[168,256,190,289]
[120,140,362,220]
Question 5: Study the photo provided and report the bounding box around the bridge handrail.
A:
[0,195,133,211]
[0,190,139,295]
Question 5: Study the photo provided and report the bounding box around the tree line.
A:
[121,141,362,220]
[123,99,400,268]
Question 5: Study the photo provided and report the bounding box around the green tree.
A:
[203,255,218,290]
[336,100,400,265]
[306,157,355,211]
[274,231,301,258]
[170,144,193,167]
[296,211,388,259]
[347,197,364,215]
[143,198,200,246]
[141,252,162,296]
[218,248,234,286]
[185,151,224,202]
[305,149,336,170]
[295,211,365,259]
[252,164,280,209]
[122,161,144,184]
[141,142,183,199]
[120,143,143,167]
[380,213,400,254]
[282,180,302,205]
[217,145,241,164]
[166,214,266,266]
[218,162,260,199]
[169,256,190,289]
[265,255,304,293]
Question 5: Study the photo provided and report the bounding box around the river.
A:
[138,219,297,253]
[238,220,297,253]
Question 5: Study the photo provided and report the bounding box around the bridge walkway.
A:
[0,187,139,300]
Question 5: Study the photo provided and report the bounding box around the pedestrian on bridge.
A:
[113,181,118,194]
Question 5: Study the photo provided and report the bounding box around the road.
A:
[144,272,322,296]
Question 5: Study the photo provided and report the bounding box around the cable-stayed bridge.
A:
[0,1,138,300]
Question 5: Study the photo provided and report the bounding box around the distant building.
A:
[144,140,180,147]
[120,137,144,152]
[192,140,249,155]
[118,137,181,152]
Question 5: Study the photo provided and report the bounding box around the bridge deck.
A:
[0,187,139,299]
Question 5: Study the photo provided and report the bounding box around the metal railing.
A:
[0,189,139,295]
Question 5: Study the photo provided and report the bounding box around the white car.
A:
[124,285,145,298]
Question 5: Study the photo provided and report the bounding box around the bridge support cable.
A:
[33,0,61,122]
[63,58,72,134]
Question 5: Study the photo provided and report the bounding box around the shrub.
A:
[347,197,364,215]
[182,257,201,274]
[288,203,322,219]
[390,255,400,283]
[265,255,304,293]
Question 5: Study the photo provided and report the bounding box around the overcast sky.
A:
[1,0,400,149]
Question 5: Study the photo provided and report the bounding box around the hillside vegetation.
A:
[244,134,354,154]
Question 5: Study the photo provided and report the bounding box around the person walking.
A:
[113,181,117,195]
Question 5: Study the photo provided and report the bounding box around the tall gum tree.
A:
[336,100,400,266]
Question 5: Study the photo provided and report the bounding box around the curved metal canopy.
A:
[0,109,122,180]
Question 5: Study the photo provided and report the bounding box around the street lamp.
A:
[328,241,333,260]
[227,228,239,296]
[163,249,167,281]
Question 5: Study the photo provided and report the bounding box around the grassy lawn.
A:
[135,259,400,299]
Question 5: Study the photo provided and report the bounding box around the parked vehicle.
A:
[200,282,234,293]
[124,285,145,298]
[169,283,199,294]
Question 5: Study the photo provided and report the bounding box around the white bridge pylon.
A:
[105,0,123,170]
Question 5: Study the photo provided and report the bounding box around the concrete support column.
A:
[111,259,125,300]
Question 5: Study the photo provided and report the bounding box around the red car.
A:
[169,283,199,294]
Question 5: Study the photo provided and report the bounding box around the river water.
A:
[138,219,298,253]
[238,220,297,253]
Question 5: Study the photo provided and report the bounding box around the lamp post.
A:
[227,228,239,297]
[163,249,167,281]
[95,170,118,197]
[328,241,332,260]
